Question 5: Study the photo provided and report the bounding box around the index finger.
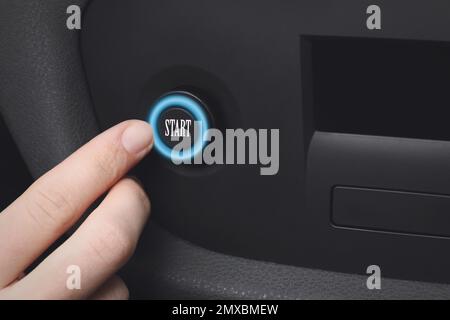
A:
[0,120,153,288]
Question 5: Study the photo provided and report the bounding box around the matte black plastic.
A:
[82,0,450,285]
[309,36,450,141]
[4,0,450,299]
[332,186,450,237]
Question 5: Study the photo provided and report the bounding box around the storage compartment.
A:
[306,36,450,141]
[332,186,450,237]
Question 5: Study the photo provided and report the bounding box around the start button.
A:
[147,91,210,161]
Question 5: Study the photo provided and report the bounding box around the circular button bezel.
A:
[147,91,210,161]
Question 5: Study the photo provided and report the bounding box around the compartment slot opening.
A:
[304,36,450,141]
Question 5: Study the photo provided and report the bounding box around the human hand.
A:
[0,120,153,299]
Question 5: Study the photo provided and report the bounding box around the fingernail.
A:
[121,121,153,154]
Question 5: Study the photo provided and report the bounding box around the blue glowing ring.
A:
[147,93,210,161]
